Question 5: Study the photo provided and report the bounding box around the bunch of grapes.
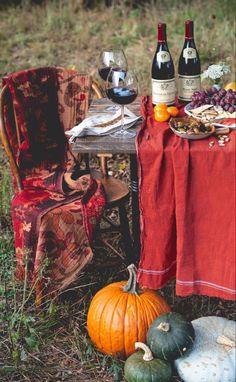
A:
[190,87,236,113]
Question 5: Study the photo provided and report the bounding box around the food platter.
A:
[169,117,215,140]
[184,103,236,129]
[169,125,214,140]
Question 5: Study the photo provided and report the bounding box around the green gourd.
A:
[124,342,172,382]
[147,312,195,361]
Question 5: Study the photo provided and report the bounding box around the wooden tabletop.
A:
[71,97,141,154]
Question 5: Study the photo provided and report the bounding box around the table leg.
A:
[130,154,140,264]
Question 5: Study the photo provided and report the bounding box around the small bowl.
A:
[169,116,215,140]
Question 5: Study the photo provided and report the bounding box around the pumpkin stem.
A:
[157,322,170,332]
[216,335,235,348]
[135,342,154,361]
[122,264,139,295]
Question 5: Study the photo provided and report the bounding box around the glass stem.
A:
[121,105,125,132]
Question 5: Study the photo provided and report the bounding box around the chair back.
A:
[0,66,103,192]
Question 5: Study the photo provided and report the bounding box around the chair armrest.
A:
[91,80,104,99]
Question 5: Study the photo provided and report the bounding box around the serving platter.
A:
[169,125,215,140]
[184,103,236,129]
[169,116,215,140]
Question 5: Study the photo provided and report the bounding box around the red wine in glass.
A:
[99,67,126,82]
[98,50,128,111]
[98,50,128,81]
[98,67,113,81]
[106,88,137,104]
[106,68,138,139]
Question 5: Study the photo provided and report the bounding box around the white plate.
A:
[169,125,214,140]
[184,103,236,129]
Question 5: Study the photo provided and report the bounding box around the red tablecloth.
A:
[136,96,236,300]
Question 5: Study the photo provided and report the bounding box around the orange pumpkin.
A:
[87,264,171,359]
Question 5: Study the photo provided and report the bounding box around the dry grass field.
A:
[0,1,235,381]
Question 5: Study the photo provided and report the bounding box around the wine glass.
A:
[106,68,138,139]
[98,49,128,111]
[98,49,128,82]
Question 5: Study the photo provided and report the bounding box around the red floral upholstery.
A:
[2,66,105,301]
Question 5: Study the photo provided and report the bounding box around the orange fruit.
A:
[154,110,170,122]
[154,103,168,112]
[167,106,179,117]
[224,82,236,91]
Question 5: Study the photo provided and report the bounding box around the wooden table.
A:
[72,97,141,262]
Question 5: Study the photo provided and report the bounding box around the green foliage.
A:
[0,0,235,91]
[0,234,59,369]
[0,166,12,217]
[1,250,36,364]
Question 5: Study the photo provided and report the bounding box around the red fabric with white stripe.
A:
[137,96,236,300]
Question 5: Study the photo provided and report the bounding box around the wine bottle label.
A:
[183,48,197,59]
[156,51,171,63]
[178,74,201,101]
[152,78,176,105]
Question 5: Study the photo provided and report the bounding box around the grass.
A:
[0,0,235,91]
[0,1,236,381]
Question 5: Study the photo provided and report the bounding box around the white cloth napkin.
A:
[66,107,143,142]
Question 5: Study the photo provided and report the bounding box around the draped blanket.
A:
[137,96,236,300]
[2,67,105,299]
